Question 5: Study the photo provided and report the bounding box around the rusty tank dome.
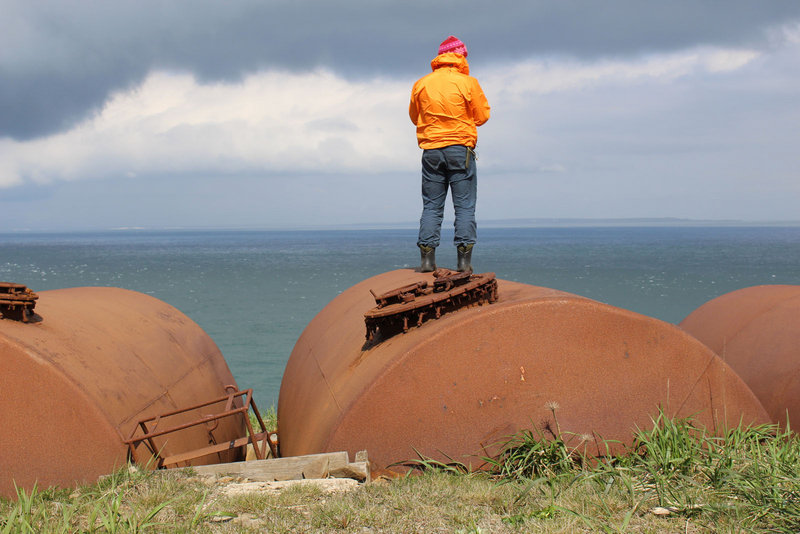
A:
[278,270,769,469]
[0,286,244,499]
[680,285,800,428]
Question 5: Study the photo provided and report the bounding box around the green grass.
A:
[249,405,276,435]
[1,409,798,533]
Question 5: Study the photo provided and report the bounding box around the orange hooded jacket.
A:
[409,53,490,150]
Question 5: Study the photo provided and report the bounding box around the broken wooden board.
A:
[181,451,370,483]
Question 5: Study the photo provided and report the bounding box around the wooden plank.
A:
[329,461,370,482]
[182,452,352,482]
[161,432,267,467]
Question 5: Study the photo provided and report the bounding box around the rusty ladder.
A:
[124,386,277,468]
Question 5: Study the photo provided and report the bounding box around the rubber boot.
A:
[419,245,436,273]
[457,244,474,273]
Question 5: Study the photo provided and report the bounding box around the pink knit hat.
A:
[438,36,468,57]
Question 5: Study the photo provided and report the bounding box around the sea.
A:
[2,225,799,406]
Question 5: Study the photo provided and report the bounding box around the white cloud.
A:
[770,20,800,45]
[484,46,760,98]
[0,69,416,188]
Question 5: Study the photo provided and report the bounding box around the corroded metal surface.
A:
[680,285,800,427]
[364,269,498,343]
[0,282,39,322]
[125,387,277,467]
[278,270,768,470]
[0,287,244,499]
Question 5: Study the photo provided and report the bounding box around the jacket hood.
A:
[431,53,470,75]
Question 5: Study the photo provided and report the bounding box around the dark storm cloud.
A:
[3,0,800,140]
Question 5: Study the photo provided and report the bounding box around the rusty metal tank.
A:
[0,286,243,499]
[278,270,769,469]
[680,285,800,427]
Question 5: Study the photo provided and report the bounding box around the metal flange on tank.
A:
[0,285,246,499]
[278,270,769,471]
[680,285,800,428]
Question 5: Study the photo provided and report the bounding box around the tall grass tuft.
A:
[483,401,589,479]
[483,425,576,479]
[395,447,470,475]
[485,406,800,532]
[0,467,181,533]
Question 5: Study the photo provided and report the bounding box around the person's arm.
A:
[409,85,420,125]
[471,79,490,126]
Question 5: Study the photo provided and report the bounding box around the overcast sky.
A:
[1,1,799,231]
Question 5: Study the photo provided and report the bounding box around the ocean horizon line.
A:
[2,217,800,235]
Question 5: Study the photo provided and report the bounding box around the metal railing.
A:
[124,386,277,468]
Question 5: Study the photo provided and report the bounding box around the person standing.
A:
[409,35,490,273]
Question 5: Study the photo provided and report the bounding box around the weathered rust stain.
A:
[0,286,244,499]
[278,269,769,471]
[680,285,800,427]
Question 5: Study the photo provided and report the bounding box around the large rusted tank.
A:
[0,286,243,499]
[278,270,768,469]
[680,285,800,427]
